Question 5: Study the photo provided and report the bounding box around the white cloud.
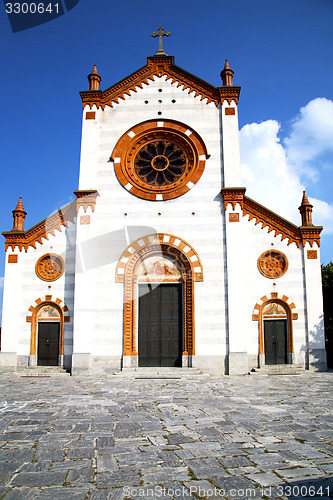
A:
[284,98,333,178]
[240,119,305,225]
[240,104,333,234]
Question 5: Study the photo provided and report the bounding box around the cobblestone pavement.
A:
[0,372,332,500]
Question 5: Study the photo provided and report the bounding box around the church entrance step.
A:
[114,367,208,379]
[249,364,305,376]
[16,366,71,377]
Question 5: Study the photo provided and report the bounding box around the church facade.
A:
[0,46,327,375]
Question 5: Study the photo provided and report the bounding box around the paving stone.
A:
[0,372,332,496]
[96,454,119,473]
[66,447,95,459]
[1,487,40,499]
[245,471,282,486]
[219,456,253,468]
[10,471,67,487]
[67,466,95,484]
[35,486,91,499]
[96,470,142,487]
[142,465,191,484]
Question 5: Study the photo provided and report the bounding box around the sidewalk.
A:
[0,372,332,499]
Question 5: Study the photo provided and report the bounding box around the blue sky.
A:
[0,0,333,321]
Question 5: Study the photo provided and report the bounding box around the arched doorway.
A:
[252,293,298,367]
[262,302,288,365]
[26,295,70,367]
[36,305,61,366]
[137,254,184,367]
[116,233,204,368]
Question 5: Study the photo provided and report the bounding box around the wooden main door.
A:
[37,322,60,366]
[264,320,287,365]
[138,284,182,367]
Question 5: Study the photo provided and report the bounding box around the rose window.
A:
[111,120,209,201]
[134,141,187,186]
[258,251,288,279]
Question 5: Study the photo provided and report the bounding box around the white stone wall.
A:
[73,76,230,372]
[0,221,76,368]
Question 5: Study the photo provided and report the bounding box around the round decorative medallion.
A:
[112,120,209,201]
[258,250,288,279]
[35,254,65,282]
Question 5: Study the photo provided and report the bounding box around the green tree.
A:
[322,262,333,368]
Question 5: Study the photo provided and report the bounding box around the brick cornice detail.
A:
[74,190,99,213]
[3,191,100,252]
[80,56,236,109]
[221,187,246,210]
[299,226,323,248]
[218,86,241,105]
[3,201,77,252]
[221,188,322,248]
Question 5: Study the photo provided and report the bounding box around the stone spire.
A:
[88,64,101,91]
[12,196,26,232]
[220,59,234,86]
[299,191,313,226]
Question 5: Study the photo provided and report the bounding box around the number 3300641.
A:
[5,3,60,14]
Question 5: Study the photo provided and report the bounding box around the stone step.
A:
[16,366,71,377]
[114,367,208,379]
[249,364,305,376]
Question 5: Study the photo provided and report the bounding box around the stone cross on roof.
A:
[151,26,170,56]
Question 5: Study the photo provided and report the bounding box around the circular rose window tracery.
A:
[135,140,187,186]
[35,254,65,282]
[111,120,209,201]
[258,250,288,279]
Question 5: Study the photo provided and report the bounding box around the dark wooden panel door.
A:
[37,322,60,366]
[264,320,287,365]
[138,284,182,367]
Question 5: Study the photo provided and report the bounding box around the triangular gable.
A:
[80,56,241,109]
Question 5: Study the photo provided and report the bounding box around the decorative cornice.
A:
[80,56,240,109]
[74,190,99,213]
[299,226,323,248]
[2,201,77,252]
[221,187,322,248]
[218,86,241,105]
[221,187,246,210]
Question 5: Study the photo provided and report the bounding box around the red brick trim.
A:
[8,255,18,263]
[35,253,65,282]
[85,111,96,120]
[74,190,99,213]
[252,293,298,356]
[3,201,77,252]
[257,250,288,279]
[307,250,318,259]
[229,213,239,222]
[111,120,209,201]
[80,56,238,109]
[221,188,322,248]
[80,215,91,225]
[225,107,236,115]
[26,296,70,357]
[116,233,203,358]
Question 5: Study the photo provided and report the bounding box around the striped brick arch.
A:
[26,295,70,358]
[116,233,204,361]
[252,292,298,359]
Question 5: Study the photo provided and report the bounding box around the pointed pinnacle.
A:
[224,59,231,70]
[14,196,25,212]
[301,190,311,206]
[91,64,99,75]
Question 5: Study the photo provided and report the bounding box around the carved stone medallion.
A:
[35,254,65,282]
[258,250,288,279]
